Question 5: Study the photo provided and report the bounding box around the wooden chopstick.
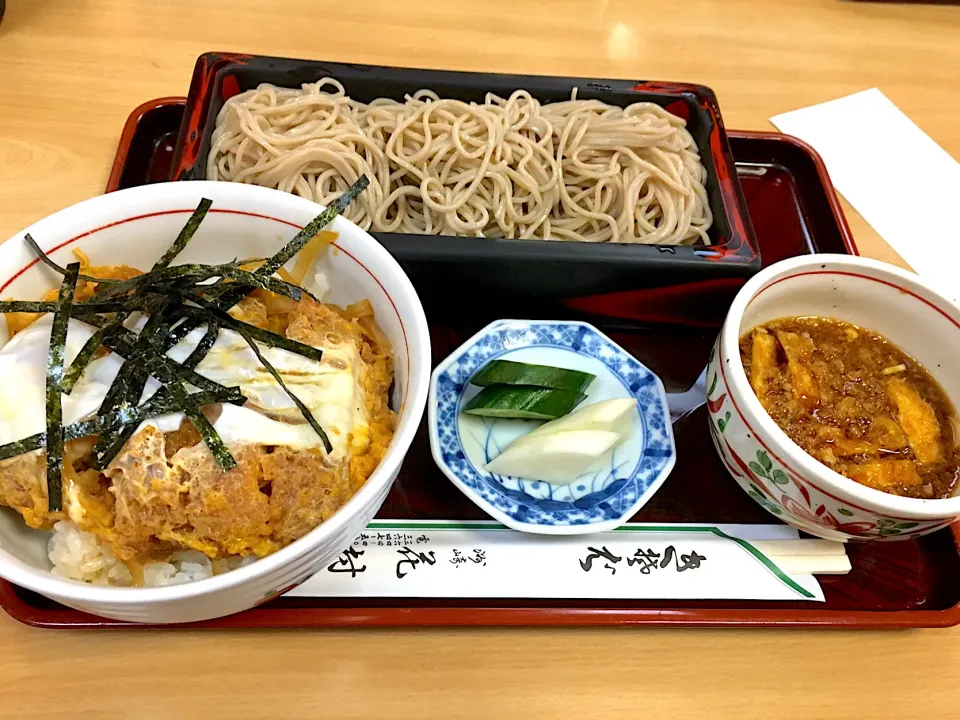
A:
[765,555,852,575]
[752,539,848,556]
[751,539,852,575]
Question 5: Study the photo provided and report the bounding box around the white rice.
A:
[47,520,255,587]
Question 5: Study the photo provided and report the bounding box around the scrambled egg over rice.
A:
[0,246,396,585]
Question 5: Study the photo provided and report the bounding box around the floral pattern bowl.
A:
[710,254,960,542]
[428,320,676,535]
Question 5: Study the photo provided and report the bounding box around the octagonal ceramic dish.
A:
[428,320,676,535]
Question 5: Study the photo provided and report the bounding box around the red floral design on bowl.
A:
[708,255,960,542]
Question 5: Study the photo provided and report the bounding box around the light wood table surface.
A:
[1,1,959,718]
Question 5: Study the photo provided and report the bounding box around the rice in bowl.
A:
[48,520,256,587]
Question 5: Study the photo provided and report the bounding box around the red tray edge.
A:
[722,129,859,257]
[105,96,187,194]
[1,97,954,631]
[4,578,960,629]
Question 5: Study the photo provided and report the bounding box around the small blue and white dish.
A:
[428,320,676,535]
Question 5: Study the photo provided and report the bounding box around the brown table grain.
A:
[1,1,959,718]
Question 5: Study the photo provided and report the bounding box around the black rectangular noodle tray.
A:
[171,52,760,327]
[7,98,960,629]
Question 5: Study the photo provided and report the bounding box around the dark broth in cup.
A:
[739,316,960,499]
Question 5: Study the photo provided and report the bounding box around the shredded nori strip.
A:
[93,421,143,471]
[116,339,237,396]
[23,234,120,285]
[94,300,170,416]
[0,389,240,462]
[164,316,204,347]
[178,265,303,300]
[76,315,242,401]
[93,296,235,470]
[93,290,209,467]
[0,301,62,313]
[60,292,178,401]
[152,198,212,270]
[91,300,175,460]
[44,263,80,512]
[0,297,154,315]
[91,395,136,460]
[59,316,123,394]
[157,178,366,341]
[25,223,298,304]
[92,388,170,471]
[176,297,324,364]
[226,256,267,268]
[257,176,369,278]
[93,263,303,302]
[209,177,369,313]
[230,323,332,454]
[95,301,212,464]
[138,340,236,471]
[181,319,219,371]
[92,319,245,470]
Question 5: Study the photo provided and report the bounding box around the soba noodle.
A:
[208,79,713,244]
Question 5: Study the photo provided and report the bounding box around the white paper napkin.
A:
[771,88,960,304]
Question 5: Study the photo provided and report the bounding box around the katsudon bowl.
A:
[708,254,960,542]
[0,182,430,623]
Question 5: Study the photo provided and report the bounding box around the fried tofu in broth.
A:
[740,317,959,499]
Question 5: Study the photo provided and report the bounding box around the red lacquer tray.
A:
[3,98,959,630]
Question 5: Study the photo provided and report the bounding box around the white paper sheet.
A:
[770,88,960,304]
[286,520,825,602]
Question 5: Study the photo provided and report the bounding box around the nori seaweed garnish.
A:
[23,234,120,285]
[137,338,236,470]
[210,176,369,313]
[0,301,61,313]
[91,300,177,463]
[0,297,154,315]
[230,323,333,454]
[257,176,369,278]
[94,299,171,418]
[181,319,219,371]
[93,331,241,473]
[152,198,212,270]
[77,315,243,401]
[92,263,303,302]
[175,298,324,364]
[163,316,204,347]
[0,389,241,462]
[44,262,80,512]
[92,421,143,471]
[2,184,370,476]
[59,316,123,394]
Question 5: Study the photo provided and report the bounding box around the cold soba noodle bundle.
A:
[208,79,713,245]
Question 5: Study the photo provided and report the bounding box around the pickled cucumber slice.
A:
[470,360,595,393]
[461,385,587,420]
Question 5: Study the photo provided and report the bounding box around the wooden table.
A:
[1,1,959,717]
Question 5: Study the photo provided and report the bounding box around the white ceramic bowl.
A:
[708,254,960,542]
[0,182,430,622]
